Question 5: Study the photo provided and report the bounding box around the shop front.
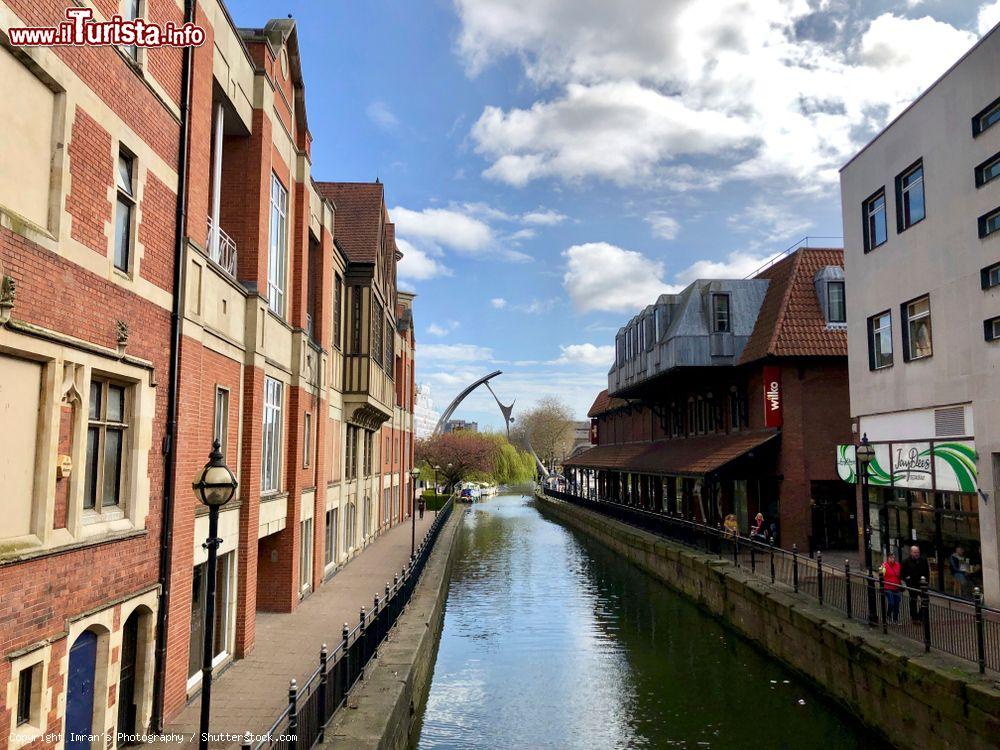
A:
[837,440,981,597]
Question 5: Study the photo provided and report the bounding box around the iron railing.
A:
[542,488,1000,675]
[245,497,454,750]
[206,216,238,277]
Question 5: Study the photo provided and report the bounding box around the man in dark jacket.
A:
[901,545,931,622]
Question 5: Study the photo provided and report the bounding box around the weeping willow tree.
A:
[415,431,535,488]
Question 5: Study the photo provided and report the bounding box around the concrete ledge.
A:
[323,509,462,750]
[535,493,1000,750]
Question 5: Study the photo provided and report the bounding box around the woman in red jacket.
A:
[880,551,902,623]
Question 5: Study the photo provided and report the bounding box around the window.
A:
[654,307,663,340]
[188,552,233,680]
[386,316,394,372]
[362,495,372,536]
[262,377,283,492]
[984,316,1000,342]
[346,502,356,546]
[268,175,288,315]
[299,518,312,594]
[363,430,374,475]
[616,335,624,366]
[978,207,1000,239]
[867,311,893,370]
[324,508,338,566]
[981,263,1000,290]
[351,287,362,352]
[975,152,1000,188]
[712,294,731,333]
[303,412,312,468]
[121,0,140,60]
[114,150,136,272]
[863,189,887,251]
[372,301,383,366]
[213,387,229,460]
[332,274,343,350]
[729,387,747,431]
[827,281,846,323]
[16,664,39,727]
[85,378,128,510]
[972,96,1000,137]
[895,161,925,231]
[902,296,932,361]
[346,425,358,480]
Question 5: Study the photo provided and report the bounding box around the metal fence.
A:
[542,488,999,675]
[246,497,455,750]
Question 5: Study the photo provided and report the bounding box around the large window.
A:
[268,175,288,316]
[16,663,40,727]
[386,315,394,373]
[902,296,932,361]
[372,301,383,366]
[975,152,1000,188]
[351,287,362,352]
[363,430,374,475]
[332,274,343,350]
[827,281,846,323]
[973,96,1000,137]
[262,377,283,492]
[346,425,358,480]
[85,378,128,511]
[895,161,925,231]
[188,552,233,680]
[981,262,1000,290]
[867,311,893,370]
[299,518,313,594]
[712,294,731,333]
[121,0,140,60]
[324,508,338,566]
[214,387,229,460]
[863,189,887,251]
[114,150,136,273]
[979,207,1000,239]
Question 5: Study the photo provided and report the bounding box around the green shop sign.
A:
[836,441,977,492]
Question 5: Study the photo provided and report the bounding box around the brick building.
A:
[565,247,854,552]
[0,3,416,745]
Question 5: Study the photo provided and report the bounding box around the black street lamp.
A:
[856,433,877,625]
[191,439,238,750]
[432,464,442,516]
[410,467,421,557]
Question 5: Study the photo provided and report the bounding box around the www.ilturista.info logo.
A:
[8,8,205,48]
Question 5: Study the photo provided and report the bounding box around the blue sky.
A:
[232,0,998,428]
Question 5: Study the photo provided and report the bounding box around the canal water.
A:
[412,494,879,750]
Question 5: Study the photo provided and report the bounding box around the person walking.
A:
[900,545,930,623]
[418,496,426,519]
[879,551,902,623]
[948,545,968,598]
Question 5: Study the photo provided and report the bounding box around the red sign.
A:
[763,366,782,428]
[590,419,599,444]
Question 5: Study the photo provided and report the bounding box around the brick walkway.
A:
[158,513,436,747]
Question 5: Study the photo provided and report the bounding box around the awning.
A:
[563,429,779,476]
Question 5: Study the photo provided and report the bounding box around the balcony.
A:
[206,216,237,277]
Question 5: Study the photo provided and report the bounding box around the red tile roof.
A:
[739,247,847,363]
[564,430,779,475]
[315,181,385,263]
[587,389,629,417]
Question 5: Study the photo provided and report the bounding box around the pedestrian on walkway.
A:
[880,551,902,623]
[418,497,426,519]
[723,513,738,539]
[948,545,968,598]
[750,513,767,542]
[901,544,930,623]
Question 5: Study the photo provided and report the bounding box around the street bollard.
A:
[845,560,852,619]
[374,593,381,652]
[359,606,367,672]
[318,644,328,741]
[241,731,252,750]
[769,538,776,584]
[878,573,888,633]
[920,577,931,652]
[342,623,351,700]
[792,544,799,593]
[817,551,824,605]
[287,678,298,750]
[974,588,986,674]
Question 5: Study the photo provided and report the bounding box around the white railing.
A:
[206,216,237,277]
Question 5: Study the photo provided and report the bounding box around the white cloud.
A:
[366,100,399,131]
[508,228,536,242]
[522,208,567,225]
[515,298,558,314]
[674,250,778,285]
[490,297,507,309]
[979,1,1000,34]
[427,320,460,337]
[562,242,681,313]
[727,199,813,243]
[417,343,496,363]
[551,343,615,367]
[391,206,494,253]
[396,237,451,281]
[457,1,978,188]
[645,212,680,240]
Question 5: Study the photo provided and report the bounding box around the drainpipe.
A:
[152,0,196,732]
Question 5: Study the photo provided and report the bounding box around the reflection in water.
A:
[413,495,877,750]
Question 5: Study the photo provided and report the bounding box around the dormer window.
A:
[827,281,846,323]
[814,266,846,326]
[711,294,730,333]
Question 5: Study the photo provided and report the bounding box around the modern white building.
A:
[414,382,440,438]
[839,21,1000,602]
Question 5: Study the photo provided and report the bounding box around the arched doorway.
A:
[66,630,98,750]
[116,611,140,743]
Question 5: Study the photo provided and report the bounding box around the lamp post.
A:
[191,439,238,750]
[856,433,877,625]
[446,462,453,496]
[410,467,421,557]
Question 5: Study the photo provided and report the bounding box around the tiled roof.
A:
[314,181,385,263]
[739,248,847,363]
[587,389,629,417]
[564,430,779,475]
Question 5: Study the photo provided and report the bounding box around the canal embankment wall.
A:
[535,492,1000,750]
[322,509,462,750]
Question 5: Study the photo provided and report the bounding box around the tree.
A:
[414,431,536,489]
[513,396,576,471]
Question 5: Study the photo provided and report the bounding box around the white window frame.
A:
[214,386,229,460]
[898,162,925,230]
[864,190,887,251]
[303,412,312,468]
[712,293,731,333]
[268,174,288,316]
[120,0,141,61]
[870,311,893,370]
[84,377,130,516]
[324,508,338,566]
[827,281,846,324]
[905,296,932,360]
[114,149,136,273]
[299,517,313,594]
[262,377,283,493]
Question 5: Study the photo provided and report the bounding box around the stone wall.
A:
[536,493,1000,750]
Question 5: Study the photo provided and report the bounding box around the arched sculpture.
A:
[433,370,515,437]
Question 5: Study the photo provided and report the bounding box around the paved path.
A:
[159,512,436,747]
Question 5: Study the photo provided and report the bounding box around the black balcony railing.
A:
[245,497,454,750]
[542,487,1000,675]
